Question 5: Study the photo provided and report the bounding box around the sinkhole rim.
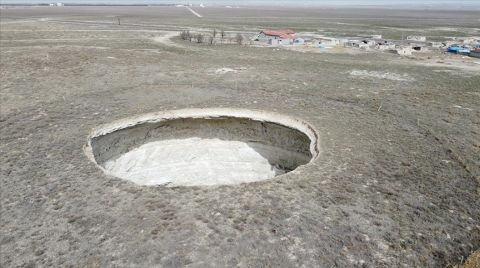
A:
[84,108,321,187]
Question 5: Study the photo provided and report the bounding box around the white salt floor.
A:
[103,137,278,186]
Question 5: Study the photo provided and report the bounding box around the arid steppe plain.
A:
[1,6,479,267]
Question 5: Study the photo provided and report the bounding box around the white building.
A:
[376,42,396,50]
[396,47,413,56]
[406,36,427,42]
[429,42,444,48]
[335,38,349,46]
[460,37,480,45]
[313,38,335,47]
[311,38,347,47]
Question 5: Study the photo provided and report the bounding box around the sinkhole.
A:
[84,109,319,187]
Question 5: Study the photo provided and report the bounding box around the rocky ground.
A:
[1,6,479,267]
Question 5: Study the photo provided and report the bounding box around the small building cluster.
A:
[445,37,480,58]
[252,29,480,58]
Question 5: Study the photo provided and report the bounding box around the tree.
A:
[196,34,204,43]
[180,31,189,40]
[188,31,194,42]
[235,33,243,45]
[180,30,193,41]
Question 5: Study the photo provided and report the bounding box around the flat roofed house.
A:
[406,36,427,42]
[313,38,336,47]
[396,46,413,56]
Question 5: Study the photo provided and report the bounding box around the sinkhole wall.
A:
[84,109,320,186]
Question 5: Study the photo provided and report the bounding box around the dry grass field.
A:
[1,6,479,267]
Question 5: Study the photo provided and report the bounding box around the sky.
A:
[2,0,480,8]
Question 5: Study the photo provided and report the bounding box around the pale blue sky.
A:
[2,0,480,8]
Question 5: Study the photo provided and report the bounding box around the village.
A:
[255,30,480,58]
[180,28,480,59]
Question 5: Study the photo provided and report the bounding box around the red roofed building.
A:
[255,29,296,45]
